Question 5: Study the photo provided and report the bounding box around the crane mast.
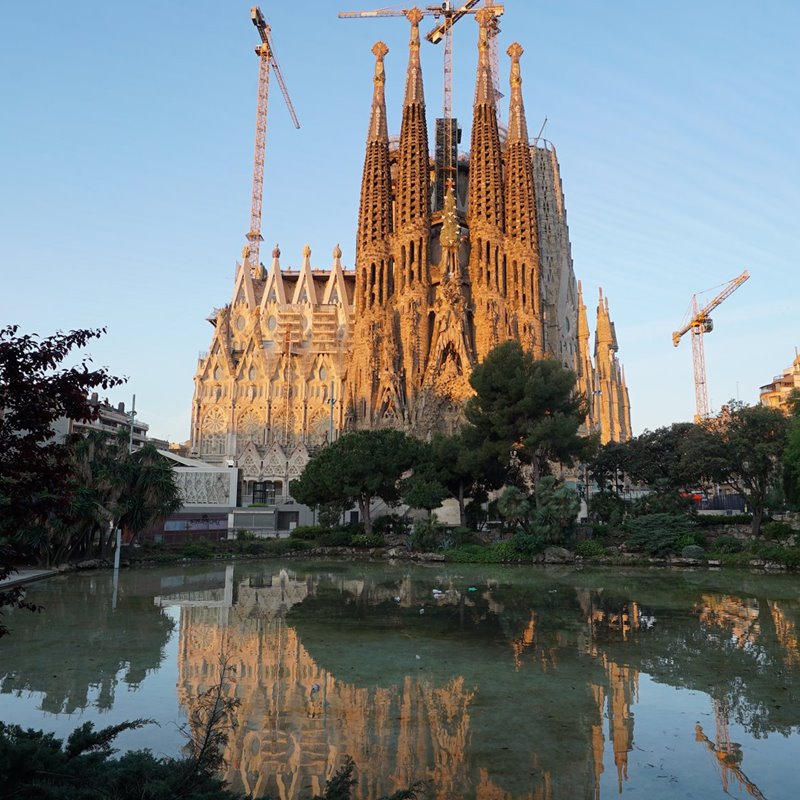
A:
[247,6,300,276]
[672,270,749,422]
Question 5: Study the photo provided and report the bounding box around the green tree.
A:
[696,403,790,535]
[290,429,419,535]
[463,341,593,489]
[783,389,800,509]
[496,486,531,531]
[0,325,124,544]
[529,476,580,543]
[45,431,181,565]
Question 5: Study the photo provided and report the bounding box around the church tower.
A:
[466,8,506,361]
[594,289,630,443]
[349,41,400,427]
[503,42,543,359]
[392,9,433,417]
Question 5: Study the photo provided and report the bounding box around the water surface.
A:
[1,561,799,799]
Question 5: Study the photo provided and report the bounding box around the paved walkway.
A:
[0,569,58,590]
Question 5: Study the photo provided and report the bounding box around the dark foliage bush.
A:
[350,533,384,548]
[317,531,354,548]
[575,540,606,558]
[410,517,446,552]
[624,513,697,555]
[373,514,409,538]
[290,525,327,541]
[694,513,752,527]
[711,535,744,554]
[681,545,707,560]
[761,520,796,540]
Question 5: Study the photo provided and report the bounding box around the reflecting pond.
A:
[1,562,799,799]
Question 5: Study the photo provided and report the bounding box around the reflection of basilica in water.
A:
[163,568,651,800]
[1,566,798,798]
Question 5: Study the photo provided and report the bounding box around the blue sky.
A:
[1,1,798,442]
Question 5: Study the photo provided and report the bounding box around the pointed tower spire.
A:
[466,8,506,359]
[574,281,596,432]
[394,8,431,275]
[503,42,542,356]
[354,41,393,314]
[392,7,433,407]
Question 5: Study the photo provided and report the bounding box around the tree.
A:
[290,429,419,535]
[463,341,593,488]
[783,390,800,509]
[58,431,182,563]
[425,432,498,526]
[0,325,124,543]
[696,403,789,535]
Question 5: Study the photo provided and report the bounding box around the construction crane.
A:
[246,6,300,276]
[672,270,749,422]
[338,3,503,209]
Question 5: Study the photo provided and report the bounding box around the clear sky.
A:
[1,1,798,442]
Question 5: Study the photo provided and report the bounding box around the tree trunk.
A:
[751,504,763,537]
[458,482,465,528]
[359,496,372,536]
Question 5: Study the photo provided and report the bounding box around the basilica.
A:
[190,9,631,502]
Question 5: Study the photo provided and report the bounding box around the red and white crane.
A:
[246,6,300,275]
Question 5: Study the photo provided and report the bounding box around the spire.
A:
[356,42,393,257]
[504,42,537,246]
[473,7,496,109]
[467,8,504,234]
[367,41,389,143]
[402,8,424,107]
[576,281,590,341]
[440,179,459,251]
[506,43,529,143]
[595,287,615,350]
[395,9,430,234]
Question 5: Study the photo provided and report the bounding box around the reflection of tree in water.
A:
[0,574,174,714]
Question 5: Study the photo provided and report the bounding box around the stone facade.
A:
[191,15,631,487]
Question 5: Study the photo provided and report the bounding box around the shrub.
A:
[236,529,256,541]
[492,541,526,562]
[762,520,796,540]
[676,530,707,550]
[180,541,216,559]
[681,545,707,560]
[624,513,696,556]
[712,535,744,554]
[290,525,327,541]
[444,544,499,563]
[439,526,474,550]
[351,533,384,548]
[695,513,752,528]
[317,531,354,548]
[411,516,446,552]
[373,514,409,539]
[575,540,606,558]
[510,532,546,557]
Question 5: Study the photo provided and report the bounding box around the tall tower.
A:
[503,42,543,358]
[349,41,402,426]
[392,9,433,414]
[466,8,506,361]
[594,289,630,443]
[574,281,596,432]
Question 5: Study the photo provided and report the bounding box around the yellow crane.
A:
[672,270,749,422]
[246,6,300,276]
